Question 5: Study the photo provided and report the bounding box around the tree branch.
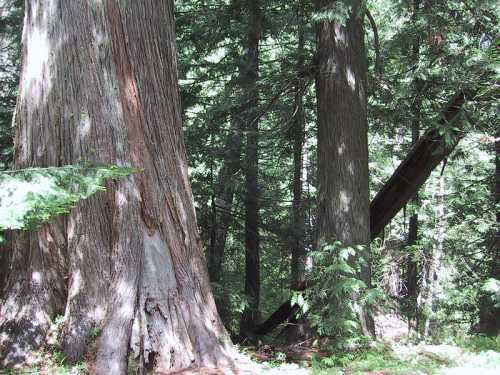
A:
[366,9,382,76]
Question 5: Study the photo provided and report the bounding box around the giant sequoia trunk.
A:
[0,1,232,373]
[315,0,374,336]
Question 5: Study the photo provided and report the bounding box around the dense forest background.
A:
[174,0,499,340]
[0,0,498,374]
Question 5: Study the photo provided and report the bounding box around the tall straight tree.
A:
[209,110,243,285]
[285,1,311,343]
[405,0,423,330]
[315,0,374,336]
[0,1,232,373]
[290,0,307,292]
[478,129,500,335]
[240,0,263,337]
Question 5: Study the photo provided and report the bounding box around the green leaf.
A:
[0,164,137,232]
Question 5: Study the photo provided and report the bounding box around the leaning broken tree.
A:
[370,88,474,239]
[0,1,232,374]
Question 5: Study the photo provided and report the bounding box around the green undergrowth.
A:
[0,361,87,375]
[311,335,500,375]
[312,343,444,375]
[455,335,500,353]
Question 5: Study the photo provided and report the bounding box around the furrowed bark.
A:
[0,226,67,365]
[0,232,13,300]
[1,1,233,373]
[315,0,374,337]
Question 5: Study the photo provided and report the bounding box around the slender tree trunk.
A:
[208,111,243,285]
[406,0,422,332]
[0,2,232,373]
[405,113,420,333]
[406,205,419,326]
[315,0,375,337]
[286,3,313,343]
[208,109,244,326]
[417,166,445,339]
[478,129,500,335]
[290,1,307,293]
[240,0,263,337]
[421,166,445,338]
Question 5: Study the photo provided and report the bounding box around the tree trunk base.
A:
[1,225,235,373]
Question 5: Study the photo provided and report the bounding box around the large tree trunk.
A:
[315,0,374,337]
[0,1,232,373]
[0,232,13,299]
[240,0,263,338]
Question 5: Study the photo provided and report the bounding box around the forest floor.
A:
[236,312,500,375]
[241,341,500,375]
[3,313,499,374]
[238,338,500,375]
[2,339,499,374]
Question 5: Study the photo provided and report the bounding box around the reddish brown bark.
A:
[0,1,233,373]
